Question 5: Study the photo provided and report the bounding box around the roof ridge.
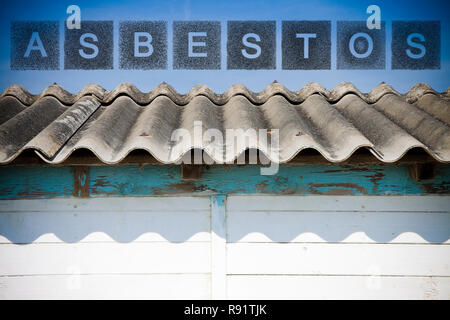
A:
[1,82,446,106]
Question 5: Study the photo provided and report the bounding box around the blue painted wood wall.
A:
[0,164,449,199]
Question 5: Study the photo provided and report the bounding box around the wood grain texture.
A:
[0,274,210,299]
[1,194,449,299]
[226,243,450,276]
[211,195,226,299]
[226,195,450,244]
[0,164,449,199]
[0,242,211,275]
[227,275,450,300]
[227,211,450,244]
[0,197,210,243]
[227,195,450,212]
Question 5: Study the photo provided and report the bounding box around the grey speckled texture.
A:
[173,21,220,70]
[337,21,385,70]
[10,21,59,70]
[282,21,331,70]
[392,21,440,70]
[3,82,448,107]
[1,83,449,164]
[119,21,167,70]
[227,21,276,70]
[64,21,113,70]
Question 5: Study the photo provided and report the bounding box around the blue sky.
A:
[0,0,448,94]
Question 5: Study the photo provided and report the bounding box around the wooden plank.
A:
[0,197,210,212]
[226,243,450,276]
[1,164,449,199]
[227,275,450,300]
[0,274,210,299]
[0,166,74,199]
[227,195,450,212]
[0,210,210,244]
[210,195,227,299]
[72,167,90,197]
[227,211,450,244]
[0,242,210,275]
[88,164,449,196]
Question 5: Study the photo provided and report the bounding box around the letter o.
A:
[349,32,373,59]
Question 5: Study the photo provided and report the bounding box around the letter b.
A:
[134,32,153,57]
[119,21,167,70]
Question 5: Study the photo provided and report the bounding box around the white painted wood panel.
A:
[227,195,450,212]
[0,197,210,212]
[0,242,210,275]
[0,210,210,243]
[226,243,450,276]
[227,211,450,244]
[211,195,226,299]
[227,275,450,300]
[0,274,210,299]
[1,195,449,299]
[226,195,450,299]
[0,197,213,299]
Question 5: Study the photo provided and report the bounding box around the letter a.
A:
[67,5,81,29]
[24,32,47,57]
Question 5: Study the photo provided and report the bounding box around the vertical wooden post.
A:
[211,194,227,299]
[72,167,89,197]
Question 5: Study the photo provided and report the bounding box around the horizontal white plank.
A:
[227,195,450,212]
[0,210,210,243]
[227,211,450,244]
[0,197,210,212]
[227,275,450,300]
[227,243,450,276]
[0,242,210,275]
[0,274,210,299]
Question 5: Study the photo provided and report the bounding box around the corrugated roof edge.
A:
[4,147,443,167]
[1,82,449,166]
[2,82,449,106]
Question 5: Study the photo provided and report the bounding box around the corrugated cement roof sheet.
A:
[0,82,449,164]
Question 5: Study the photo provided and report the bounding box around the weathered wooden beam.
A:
[72,167,90,197]
[1,164,449,199]
[409,163,436,181]
[181,164,202,180]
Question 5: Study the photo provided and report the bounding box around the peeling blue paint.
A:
[0,164,449,199]
[0,166,74,199]
[211,194,226,209]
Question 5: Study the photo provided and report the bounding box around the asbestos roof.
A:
[0,82,449,165]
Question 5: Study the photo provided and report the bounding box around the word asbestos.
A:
[10,20,440,70]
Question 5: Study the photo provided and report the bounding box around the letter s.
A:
[406,33,426,59]
[241,33,261,59]
[79,33,98,59]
